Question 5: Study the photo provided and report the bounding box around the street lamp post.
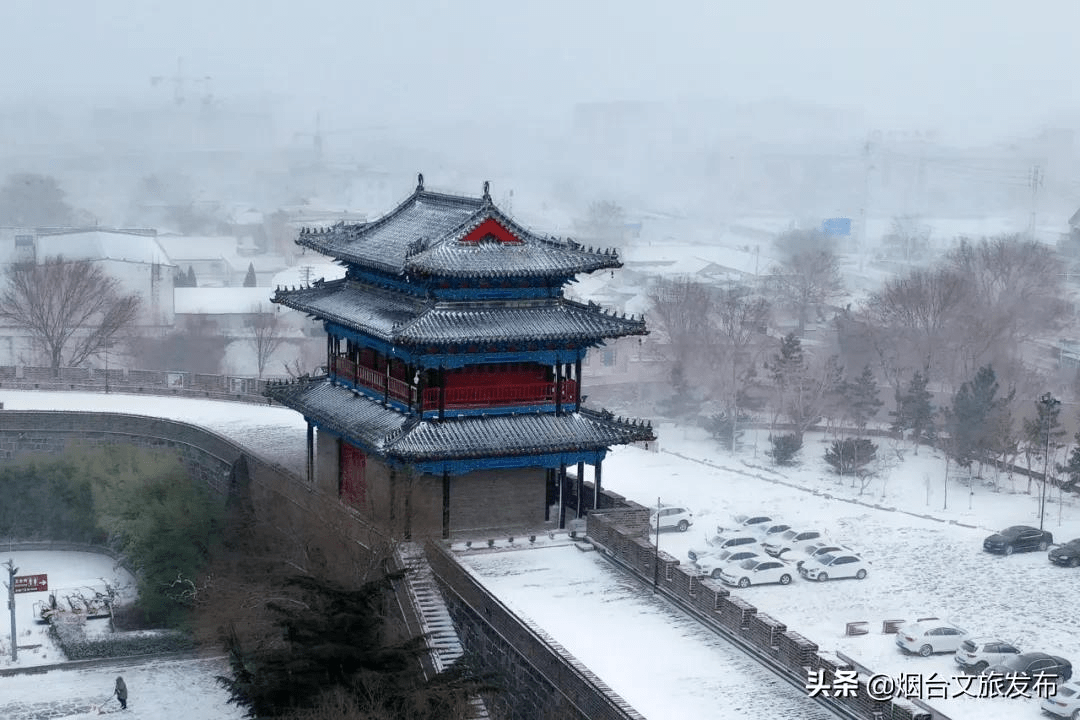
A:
[1039,392,1060,532]
[3,559,17,661]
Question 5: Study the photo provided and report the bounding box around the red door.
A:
[340,442,367,508]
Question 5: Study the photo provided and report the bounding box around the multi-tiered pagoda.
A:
[267,175,653,539]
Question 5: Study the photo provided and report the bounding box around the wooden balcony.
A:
[422,379,578,411]
[331,356,417,406]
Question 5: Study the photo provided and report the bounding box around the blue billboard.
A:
[823,218,852,237]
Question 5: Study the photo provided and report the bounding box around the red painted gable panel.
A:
[460,217,522,244]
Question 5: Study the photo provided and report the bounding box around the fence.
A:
[0,365,276,404]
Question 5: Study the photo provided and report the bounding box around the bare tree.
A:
[0,256,140,375]
[769,229,845,331]
[946,236,1066,378]
[249,304,286,379]
[864,266,968,380]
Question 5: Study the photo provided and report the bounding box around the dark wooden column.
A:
[441,470,451,539]
[593,460,602,510]
[389,467,397,529]
[383,356,390,406]
[557,463,567,529]
[306,422,314,484]
[574,356,582,412]
[555,363,563,415]
[544,468,554,521]
[576,461,585,518]
[438,367,446,421]
[326,333,332,375]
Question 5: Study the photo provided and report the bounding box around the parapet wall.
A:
[0,410,388,553]
[424,540,645,720]
[587,510,942,720]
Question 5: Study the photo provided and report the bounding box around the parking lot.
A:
[601,428,1080,720]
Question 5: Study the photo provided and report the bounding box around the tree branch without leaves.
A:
[0,255,140,374]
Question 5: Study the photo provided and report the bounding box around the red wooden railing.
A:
[330,356,416,405]
[331,355,578,411]
[421,379,578,411]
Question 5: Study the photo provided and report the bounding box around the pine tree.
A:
[824,438,878,475]
[1058,428,1080,492]
[946,365,1013,469]
[845,365,883,437]
[243,262,257,287]
[186,265,198,288]
[1024,396,1066,493]
[891,371,934,454]
[767,433,802,465]
[217,572,489,718]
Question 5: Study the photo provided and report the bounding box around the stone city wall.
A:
[424,540,645,720]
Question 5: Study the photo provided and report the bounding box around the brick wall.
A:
[585,512,941,720]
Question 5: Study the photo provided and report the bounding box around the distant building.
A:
[0,226,176,365]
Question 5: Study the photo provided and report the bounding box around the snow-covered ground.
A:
[4,391,1078,719]
[0,655,244,719]
[0,390,309,477]
[459,544,835,720]
[0,550,243,719]
[593,425,1080,720]
[0,550,135,670]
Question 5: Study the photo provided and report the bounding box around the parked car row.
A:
[687,513,869,587]
[894,620,1074,702]
[982,525,1080,573]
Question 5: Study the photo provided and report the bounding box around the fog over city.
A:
[3,0,1080,223]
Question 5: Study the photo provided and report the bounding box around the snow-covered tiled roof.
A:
[264,378,654,462]
[272,279,647,345]
[33,229,172,266]
[296,178,621,279]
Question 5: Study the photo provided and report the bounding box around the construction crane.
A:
[150,57,213,106]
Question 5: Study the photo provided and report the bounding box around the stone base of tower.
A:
[312,429,549,539]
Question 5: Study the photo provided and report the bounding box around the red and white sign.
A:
[13,574,48,593]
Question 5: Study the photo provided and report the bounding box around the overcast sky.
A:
[4,1,1078,142]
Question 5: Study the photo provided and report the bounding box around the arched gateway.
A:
[266,176,654,539]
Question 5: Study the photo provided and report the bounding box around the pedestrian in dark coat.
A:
[114,676,128,710]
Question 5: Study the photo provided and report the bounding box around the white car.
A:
[694,547,762,579]
[717,514,773,535]
[1041,680,1080,718]
[895,621,969,657]
[954,637,1021,673]
[763,529,825,557]
[649,505,693,532]
[751,523,793,541]
[797,552,869,581]
[717,557,794,588]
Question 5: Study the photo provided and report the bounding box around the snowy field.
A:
[594,425,1080,720]
[0,390,309,477]
[0,550,135,671]
[0,550,243,719]
[0,655,244,719]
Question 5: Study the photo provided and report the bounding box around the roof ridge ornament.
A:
[417,173,424,191]
[482,180,491,203]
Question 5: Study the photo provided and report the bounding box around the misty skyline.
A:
[5,0,1079,144]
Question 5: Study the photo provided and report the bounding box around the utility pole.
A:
[1039,392,1060,531]
[857,134,875,273]
[3,559,17,661]
[1029,164,1043,237]
[653,497,661,592]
